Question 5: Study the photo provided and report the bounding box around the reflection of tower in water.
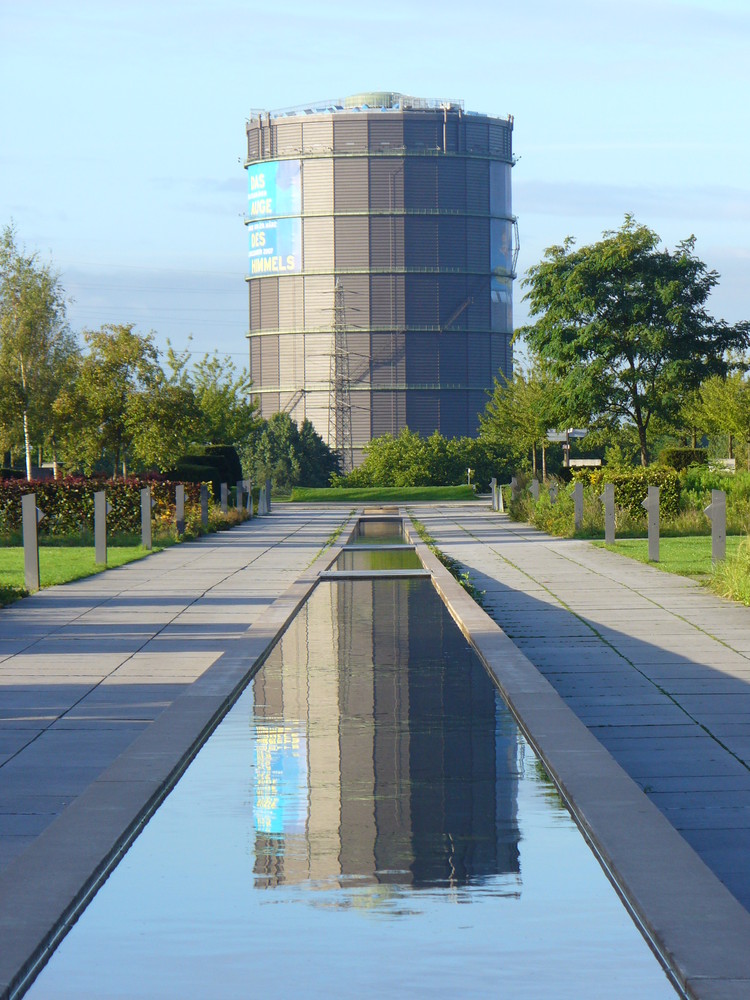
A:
[252,578,520,889]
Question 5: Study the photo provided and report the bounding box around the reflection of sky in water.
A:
[26,579,677,999]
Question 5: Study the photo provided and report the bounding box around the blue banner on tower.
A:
[248,159,302,278]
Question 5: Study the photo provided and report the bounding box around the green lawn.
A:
[0,543,169,606]
[291,485,476,502]
[593,535,743,578]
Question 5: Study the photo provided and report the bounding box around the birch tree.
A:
[0,224,76,479]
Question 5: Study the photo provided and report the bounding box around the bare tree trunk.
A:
[542,445,547,482]
[729,433,734,460]
[531,446,536,476]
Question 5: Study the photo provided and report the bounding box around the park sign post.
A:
[547,428,588,467]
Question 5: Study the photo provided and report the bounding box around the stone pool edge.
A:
[0,511,357,1000]
[405,511,750,1000]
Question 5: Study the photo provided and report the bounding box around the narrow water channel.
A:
[25,574,678,998]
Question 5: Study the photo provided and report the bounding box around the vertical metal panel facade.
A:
[245,98,514,463]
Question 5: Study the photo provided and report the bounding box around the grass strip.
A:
[0,509,250,607]
[0,544,171,594]
[593,534,743,579]
[291,485,475,502]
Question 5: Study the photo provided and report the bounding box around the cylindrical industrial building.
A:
[245,92,516,469]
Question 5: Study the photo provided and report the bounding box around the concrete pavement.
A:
[418,504,750,915]
[0,506,351,875]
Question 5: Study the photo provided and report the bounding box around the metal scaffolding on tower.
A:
[328,280,354,474]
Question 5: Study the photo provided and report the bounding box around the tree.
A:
[185,349,258,447]
[244,413,338,491]
[126,380,202,472]
[479,357,560,477]
[73,324,161,476]
[297,418,340,486]
[519,217,750,465]
[699,371,750,466]
[0,224,78,479]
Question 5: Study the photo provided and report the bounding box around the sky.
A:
[2,0,749,368]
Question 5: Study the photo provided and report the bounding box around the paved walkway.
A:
[0,505,349,875]
[420,505,750,914]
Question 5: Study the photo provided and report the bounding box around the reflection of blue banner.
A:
[255,722,307,836]
[247,159,301,219]
[248,217,302,277]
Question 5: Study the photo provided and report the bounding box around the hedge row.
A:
[0,477,205,536]
[575,467,681,519]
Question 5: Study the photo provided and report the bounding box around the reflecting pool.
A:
[26,578,677,998]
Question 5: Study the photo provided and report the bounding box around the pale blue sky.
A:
[2,0,749,364]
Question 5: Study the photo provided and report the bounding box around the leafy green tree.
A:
[298,418,339,486]
[186,349,257,447]
[519,216,750,465]
[72,324,161,476]
[0,224,78,479]
[126,381,202,472]
[479,358,560,477]
[699,371,750,467]
[244,413,338,490]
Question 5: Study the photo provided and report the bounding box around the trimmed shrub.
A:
[0,477,202,537]
[204,445,242,484]
[660,447,708,471]
[579,467,681,519]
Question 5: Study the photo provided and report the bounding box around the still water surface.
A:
[335,546,422,570]
[26,578,677,998]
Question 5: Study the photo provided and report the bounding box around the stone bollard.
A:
[236,479,244,511]
[21,493,43,592]
[641,486,660,562]
[511,477,519,501]
[258,484,267,516]
[573,481,584,532]
[549,483,559,505]
[220,483,228,515]
[200,484,209,529]
[530,478,540,501]
[497,484,505,513]
[490,478,497,511]
[704,489,727,563]
[94,490,109,565]
[141,487,154,550]
[600,483,615,545]
[266,478,272,512]
[175,484,185,536]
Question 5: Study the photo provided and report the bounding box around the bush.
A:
[335,429,506,490]
[580,466,681,519]
[204,445,242,484]
[660,447,708,471]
